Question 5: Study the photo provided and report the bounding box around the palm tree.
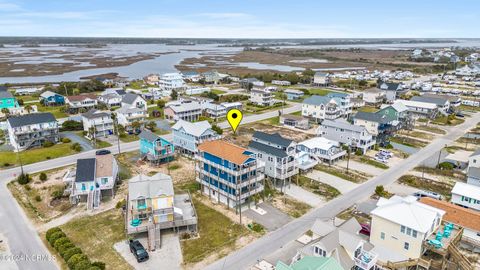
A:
[111,112,121,155]
[1,108,10,117]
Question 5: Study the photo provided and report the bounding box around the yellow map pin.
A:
[226,109,243,133]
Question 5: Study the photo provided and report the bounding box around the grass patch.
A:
[306,88,334,96]
[358,156,389,169]
[34,103,68,118]
[357,106,378,113]
[390,136,427,148]
[414,125,446,134]
[60,209,130,270]
[457,137,480,145]
[119,134,139,143]
[181,198,249,264]
[399,130,434,140]
[414,166,466,179]
[94,139,112,149]
[296,175,341,200]
[0,143,79,168]
[431,115,465,126]
[398,175,453,198]
[314,165,368,183]
[211,89,226,95]
[459,104,480,112]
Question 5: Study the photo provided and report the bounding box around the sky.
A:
[0,0,479,38]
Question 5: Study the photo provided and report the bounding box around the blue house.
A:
[172,120,220,155]
[284,89,304,100]
[139,129,174,165]
[40,91,65,106]
[195,140,265,208]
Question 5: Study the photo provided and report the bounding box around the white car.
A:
[379,150,393,158]
[375,156,388,163]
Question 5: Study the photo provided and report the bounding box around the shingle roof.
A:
[7,112,56,128]
[354,111,390,124]
[248,141,287,158]
[75,158,96,182]
[303,95,334,106]
[139,129,160,142]
[122,93,140,104]
[95,154,114,178]
[82,109,111,119]
[420,197,480,232]
[321,119,366,133]
[411,96,448,106]
[128,173,174,199]
[67,94,97,102]
[198,140,254,165]
[379,81,401,91]
[0,90,14,99]
[252,131,292,148]
[0,86,7,92]
[172,120,212,137]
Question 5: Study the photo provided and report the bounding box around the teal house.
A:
[139,129,175,165]
[0,91,18,109]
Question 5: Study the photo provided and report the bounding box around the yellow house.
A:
[370,196,445,263]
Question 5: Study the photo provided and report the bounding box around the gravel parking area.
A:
[114,232,182,270]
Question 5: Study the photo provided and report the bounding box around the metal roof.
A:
[75,158,96,182]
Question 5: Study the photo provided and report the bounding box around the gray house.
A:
[378,81,406,102]
[317,119,375,153]
[6,112,59,152]
[248,131,297,183]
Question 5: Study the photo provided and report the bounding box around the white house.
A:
[6,112,59,152]
[121,93,147,111]
[362,88,386,106]
[250,89,273,106]
[370,196,445,263]
[159,73,185,91]
[451,182,480,212]
[14,87,43,95]
[98,93,122,108]
[297,137,346,164]
[115,107,147,132]
[185,87,210,95]
[66,94,98,111]
[172,120,220,155]
[317,119,375,153]
[81,109,114,138]
[393,99,438,119]
[164,100,202,122]
[313,72,330,86]
[302,96,344,122]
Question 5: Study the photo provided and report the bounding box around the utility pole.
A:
[436,144,446,168]
[346,146,351,174]
[15,144,24,176]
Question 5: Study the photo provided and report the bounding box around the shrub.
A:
[211,124,223,135]
[46,227,63,242]
[58,242,75,257]
[63,247,82,261]
[115,199,126,209]
[61,137,72,143]
[48,231,66,246]
[375,185,386,197]
[355,149,363,156]
[87,267,101,270]
[17,173,30,185]
[438,162,454,170]
[53,237,71,250]
[71,142,82,152]
[35,195,42,202]
[4,162,10,167]
[67,254,89,269]
[24,184,31,191]
[39,172,47,181]
[61,120,83,131]
[74,260,92,270]
[91,262,105,270]
[385,143,394,149]
[51,186,65,200]
[43,141,54,148]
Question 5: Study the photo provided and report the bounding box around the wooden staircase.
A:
[385,258,431,270]
[447,244,474,270]
[147,222,161,251]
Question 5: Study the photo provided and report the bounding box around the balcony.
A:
[195,165,265,189]
[195,155,263,177]
[354,248,378,270]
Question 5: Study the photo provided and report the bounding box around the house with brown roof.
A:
[66,94,98,113]
[420,197,480,247]
[195,140,265,208]
[64,153,118,210]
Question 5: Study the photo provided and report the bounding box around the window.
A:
[401,226,405,233]
[137,199,146,210]
[101,178,108,185]
[380,232,385,240]
[404,242,409,250]
[407,228,412,236]
[412,230,417,238]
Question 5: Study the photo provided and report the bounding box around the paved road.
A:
[0,103,302,270]
[205,112,480,270]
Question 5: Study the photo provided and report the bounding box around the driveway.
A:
[114,232,182,270]
[279,184,325,207]
[305,170,360,194]
[243,202,292,231]
[60,131,93,151]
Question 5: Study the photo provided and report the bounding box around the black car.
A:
[129,240,149,263]
[95,149,111,155]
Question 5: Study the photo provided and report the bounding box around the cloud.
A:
[0,1,21,11]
